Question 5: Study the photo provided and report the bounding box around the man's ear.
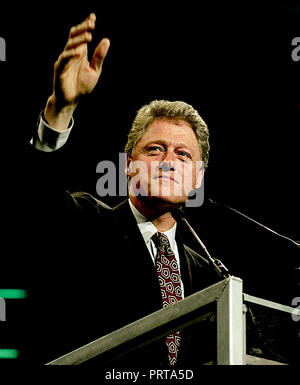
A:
[195,163,205,189]
[125,154,132,177]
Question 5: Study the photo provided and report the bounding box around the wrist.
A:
[44,94,77,131]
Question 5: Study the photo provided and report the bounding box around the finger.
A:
[65,32,92,50]
[91,38,110,72]
[69,13,96,38]
[54,48,81,75]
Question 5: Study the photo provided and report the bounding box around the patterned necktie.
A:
[152,231,183,366]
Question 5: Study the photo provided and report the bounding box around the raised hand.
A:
[45,13,110,130]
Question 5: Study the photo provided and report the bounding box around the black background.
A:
[1,1,298,225]
[0,0,299,367]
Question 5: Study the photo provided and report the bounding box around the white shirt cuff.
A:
[30,112,74,152]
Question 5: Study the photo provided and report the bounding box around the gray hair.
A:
[124,100,210,167]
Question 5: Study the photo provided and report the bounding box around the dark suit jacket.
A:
[7,146,298,366]
[18,187,221,367]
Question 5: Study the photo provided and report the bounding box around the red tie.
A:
[152,232,183,366]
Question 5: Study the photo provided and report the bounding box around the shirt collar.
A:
[128,199,177,245]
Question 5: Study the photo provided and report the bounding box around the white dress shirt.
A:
[30,112,74,152]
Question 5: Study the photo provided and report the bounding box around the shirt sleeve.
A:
[30,111,74,152]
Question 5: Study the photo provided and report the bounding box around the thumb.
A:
[91,38,110,72]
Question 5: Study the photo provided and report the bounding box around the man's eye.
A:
[147,146,164,152]
[177,151,192,159]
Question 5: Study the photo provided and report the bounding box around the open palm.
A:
[53,13,110,104]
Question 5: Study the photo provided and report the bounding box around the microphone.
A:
[172,207,230,279]
[209,199,300,249]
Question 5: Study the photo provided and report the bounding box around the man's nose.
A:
[159,150,176,171]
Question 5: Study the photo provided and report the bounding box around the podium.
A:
[46,276,299,365]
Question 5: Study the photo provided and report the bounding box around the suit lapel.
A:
[176,233,193,297]
[112,200,163,309]
[112,200,152,264]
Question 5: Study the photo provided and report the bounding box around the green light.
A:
[0,349,19,359]
[0,289,27,299]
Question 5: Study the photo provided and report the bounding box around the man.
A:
[25,13,222,367]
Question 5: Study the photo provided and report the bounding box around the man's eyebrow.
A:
[144,140,165,145]
[176,143,193,150]
[144,140,193,149]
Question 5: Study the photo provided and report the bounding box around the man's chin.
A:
[144,193,187,208]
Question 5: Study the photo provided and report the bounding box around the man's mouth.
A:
[155,175,179,184]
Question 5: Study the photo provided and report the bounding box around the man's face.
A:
[127,119,204,207]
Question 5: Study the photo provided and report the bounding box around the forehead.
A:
[138,118,199,148]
